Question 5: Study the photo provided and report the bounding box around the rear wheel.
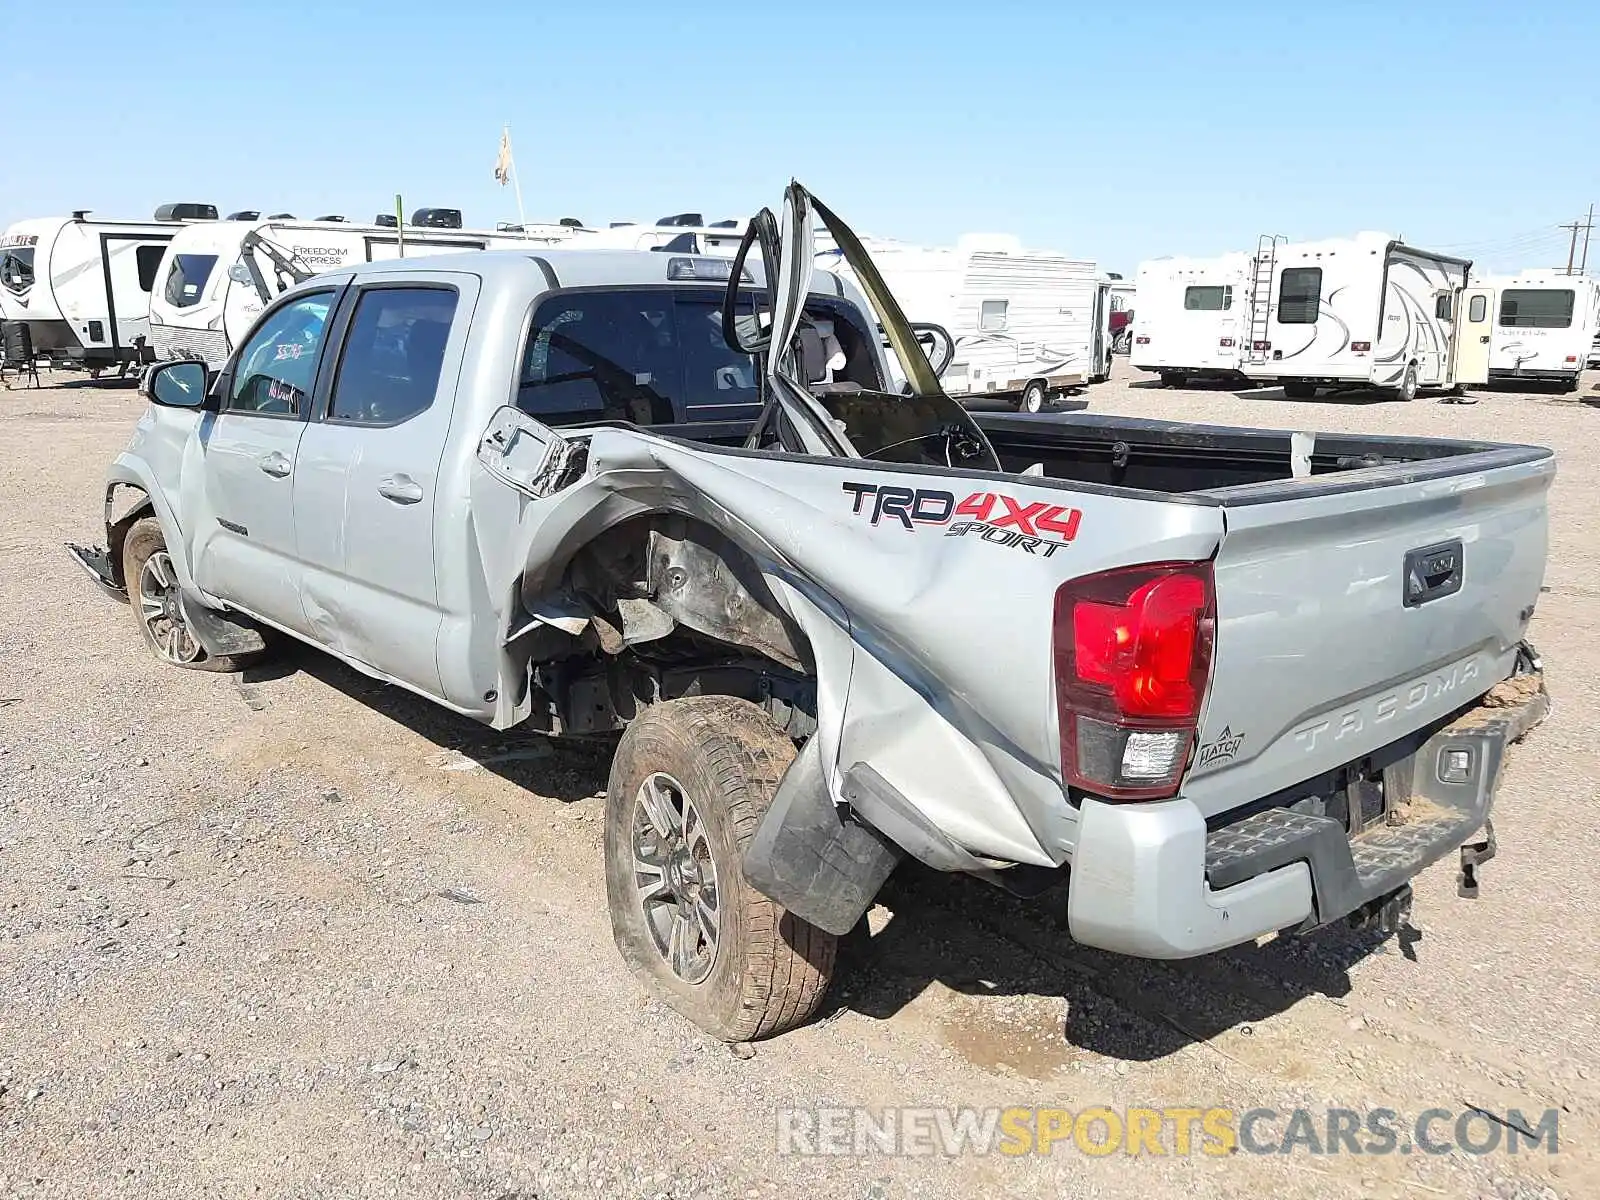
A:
[1020,380,1049,413]
[122,518,259,673]
[1397,364,1419,402]
[1159,371,1188,389]
[604,696,836,1041]
[1282,380,1318,400]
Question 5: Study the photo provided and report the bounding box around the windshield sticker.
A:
[842,482,1080,557]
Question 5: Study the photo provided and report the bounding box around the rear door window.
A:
[327,286,458,426]
[163,254,219,309]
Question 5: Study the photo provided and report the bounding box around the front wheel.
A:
[1020,380,1049,413]
[122,518,260,673]
[604,696,837,1041]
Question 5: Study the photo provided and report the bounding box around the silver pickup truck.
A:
[69,184,1552,1042]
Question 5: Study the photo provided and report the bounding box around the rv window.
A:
[1498,288,1574,329]
[227,292,335,417]
[979,299,1009,332]
[1277,268,1322,324]
[1183,285,1232,311]
[1434,293,1453,320]
[0,248,34,296]
[327,287,459,426]
[136,245,166,294]
[1469,294,1487,323]
[162,254,219,310]
[518,290,678,427]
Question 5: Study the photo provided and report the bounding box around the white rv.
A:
[1474,271,1600,391]
[147,216,577,363]
[1239,232,1489,400]
[0,206,213,371]
[817,233,1103,411]
[1129,252,1252,385]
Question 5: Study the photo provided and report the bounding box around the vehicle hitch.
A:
[1458,819,1496,899]
[1349,884,1413,934]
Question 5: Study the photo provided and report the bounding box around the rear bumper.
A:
[1488,368,1578,382]
[1067,671,1548,958]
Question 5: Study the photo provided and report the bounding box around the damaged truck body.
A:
[69,183,1552,1041]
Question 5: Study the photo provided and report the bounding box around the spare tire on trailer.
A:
[604,696,837,1041]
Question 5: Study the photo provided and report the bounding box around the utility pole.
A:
[1562,217,1581,274]
[1581,203,1595,275]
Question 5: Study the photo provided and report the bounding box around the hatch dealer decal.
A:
[841,483,1081,557]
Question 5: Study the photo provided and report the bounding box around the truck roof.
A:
[335,246,852,296]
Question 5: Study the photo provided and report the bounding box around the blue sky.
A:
[3,0,1597,274]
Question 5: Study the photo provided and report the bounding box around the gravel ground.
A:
[1,362,1596,1199]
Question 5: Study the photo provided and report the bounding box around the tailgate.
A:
[1183,450,1554,817]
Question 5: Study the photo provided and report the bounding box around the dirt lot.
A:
[2,363,1596,1200]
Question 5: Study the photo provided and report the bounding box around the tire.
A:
[1020,380,1049,413]
[1561,374,1580,394]
[1397,364,1419,402]
[122,518,259,673]
[1159,371,1188,389]
[1282,380,1318,400]
[604,696,836,1041]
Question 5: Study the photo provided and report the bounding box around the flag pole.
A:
[505,123,527,228]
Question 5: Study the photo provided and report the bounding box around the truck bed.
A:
[647,411,1550,499]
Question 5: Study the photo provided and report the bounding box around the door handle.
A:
[257,451,292,478]
[377,474,424,504]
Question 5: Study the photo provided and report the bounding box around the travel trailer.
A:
[0,206,217,371]
[1129,252,1252,385]
[1238,233,1489,399]
[817,233,1103,411]
[1474,271,1600,391]
[147,215,577,363]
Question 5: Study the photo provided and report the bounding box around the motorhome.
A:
[1129,252,1252,385]
[0,206,217,371]
[1474,271,1600,391]
[146,215,577,363]
[817,233,1103,411]
[1238,232,1488,400]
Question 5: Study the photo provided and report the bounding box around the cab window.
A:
[227,292,335,416]
[327,287,458,426]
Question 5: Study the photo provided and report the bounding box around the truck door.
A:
[188,285,346,634]
[291,273,477,696]
[1450,287,1493,386]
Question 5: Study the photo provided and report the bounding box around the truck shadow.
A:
[828,862,1398,1063]
[242,643,611,804]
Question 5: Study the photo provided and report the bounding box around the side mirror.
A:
[477,405,579,499]
[140,360,210,409]
[910,322,955,378]
[227,261,254,284]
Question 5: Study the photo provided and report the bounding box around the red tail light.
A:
[1135,336,1151,345]
[1351,341,1372,352]
[1218,337,1235,347]
[1252,340,1270,351]
[1565,355,1578,363]
[1052,562,1215,801]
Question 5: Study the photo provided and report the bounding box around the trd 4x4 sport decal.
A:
[842,482,1081,558]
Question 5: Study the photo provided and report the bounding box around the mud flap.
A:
[742,738,901,936]
[177,592,268,657]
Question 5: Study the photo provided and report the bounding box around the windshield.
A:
[1,247,35,296]
[163,254,219,309]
